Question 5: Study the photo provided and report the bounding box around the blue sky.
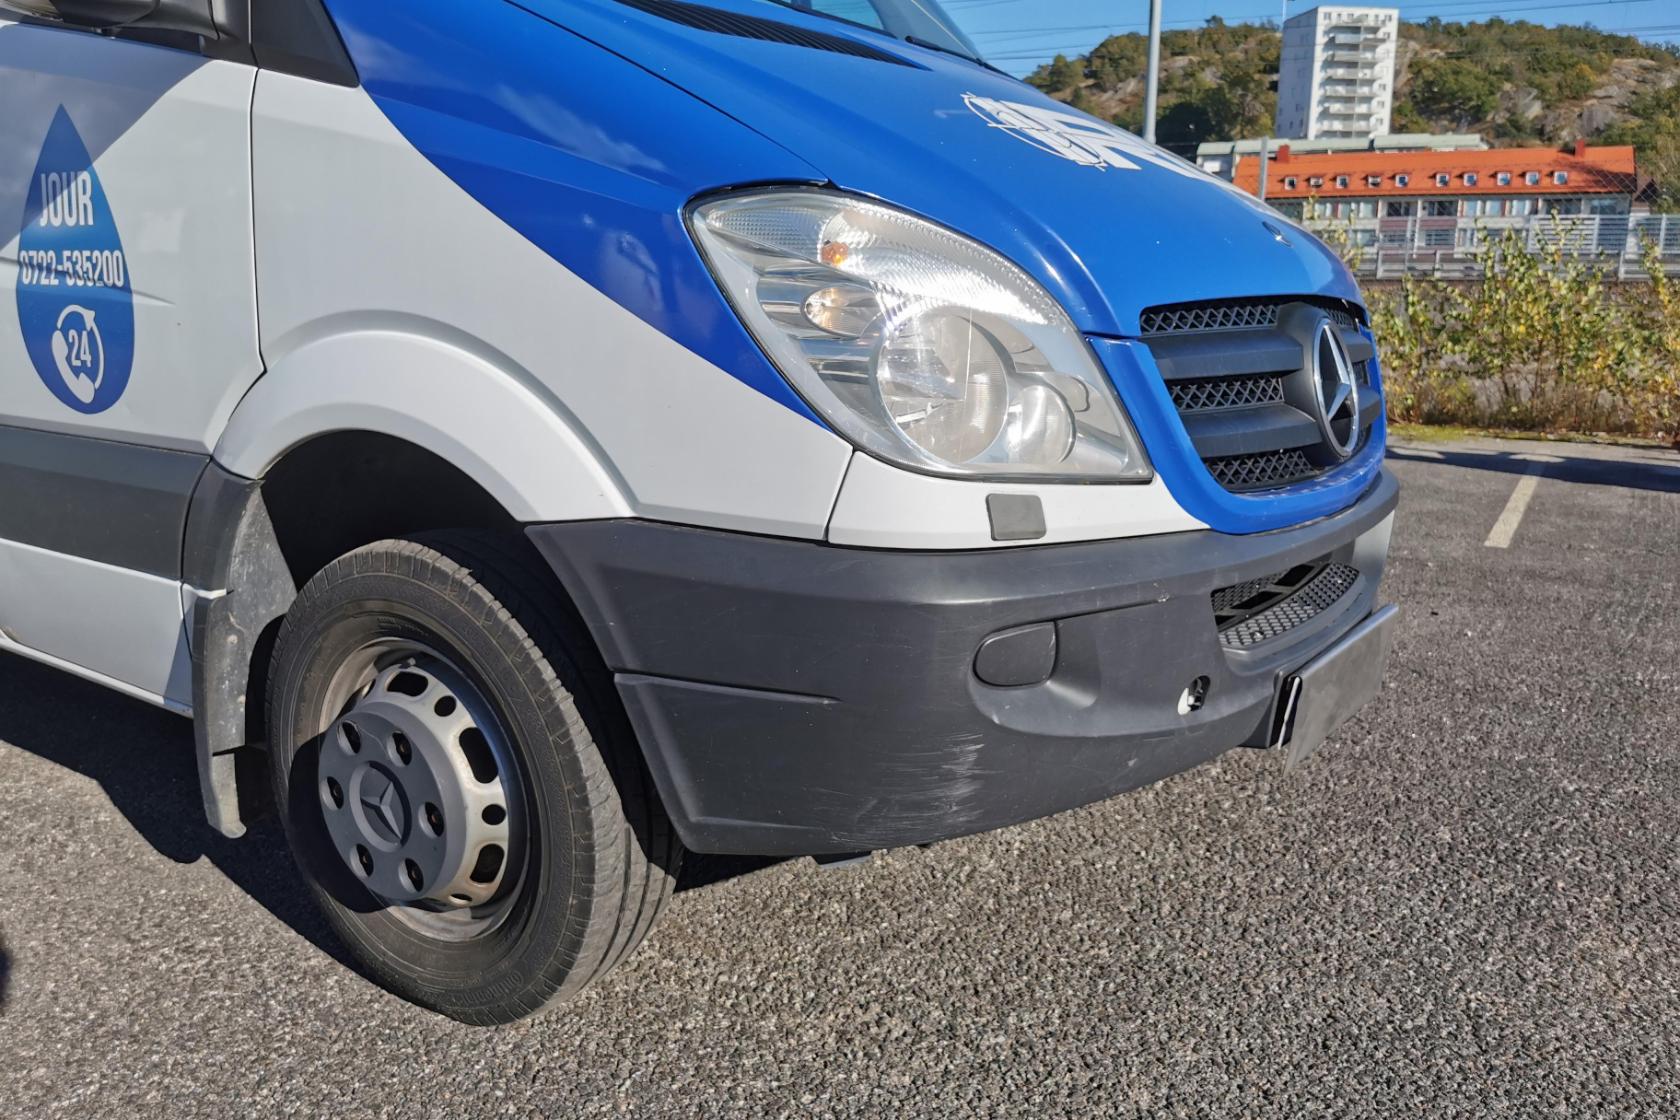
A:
[942,0,1680,76]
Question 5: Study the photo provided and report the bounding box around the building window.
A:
[1308,176,1324,188]
[1464,172,1478,186]
[1385,200,1416,217]
[1496,171,1512,186]
[1284,176,1298,190]
[1543,197,1582,216]
[1424,200,1458,217]
[1509,198,1533,216]
[1525,171,1541,185]
[1367,175,1382,187]
[1435,172,1450,187]
[1336,175,1349,189]
[1553,171,1568,185]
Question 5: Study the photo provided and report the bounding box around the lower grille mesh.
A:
[1204,448,1316,491]
[1170,373,1286,412]
[1217,563,1360,649]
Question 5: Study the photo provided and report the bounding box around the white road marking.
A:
[1485,465,1545,549]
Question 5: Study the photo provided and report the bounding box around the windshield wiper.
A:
[903,34,1006,74]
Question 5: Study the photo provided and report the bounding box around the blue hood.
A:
[516,0,1362,336]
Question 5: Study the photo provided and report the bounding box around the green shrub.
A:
[1365,229,1679,436]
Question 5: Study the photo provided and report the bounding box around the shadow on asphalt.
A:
[0,928,9,1013]
[0,650,356,974]
[1387,445,1680,493]
[0,646,783,959]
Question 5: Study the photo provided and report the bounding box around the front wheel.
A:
[266,532,680,1024]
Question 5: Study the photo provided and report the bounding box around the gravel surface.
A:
[2,437,1677,1118]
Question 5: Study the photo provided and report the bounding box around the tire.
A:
[266,531,681,1024]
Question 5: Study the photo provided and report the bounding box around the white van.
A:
[1,0,1397,1022]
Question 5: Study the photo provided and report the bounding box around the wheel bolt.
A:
[392,731,412,765]
[424,803,444,836]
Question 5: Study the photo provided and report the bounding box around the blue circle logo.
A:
[17,107,134,415]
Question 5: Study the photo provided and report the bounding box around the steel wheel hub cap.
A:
[318,658,515,909]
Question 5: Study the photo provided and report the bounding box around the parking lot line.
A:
[1484,465,1545,549]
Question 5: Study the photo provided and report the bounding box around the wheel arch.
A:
[212,322,632,525]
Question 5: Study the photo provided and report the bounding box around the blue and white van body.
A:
[0,0,1396,1016]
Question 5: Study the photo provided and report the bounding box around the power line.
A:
[981,0,1665,64]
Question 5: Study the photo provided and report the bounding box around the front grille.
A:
[1139,296,1377,494]
[1170,373,1286,412]
[1205,448,1316,491]
[1214,562,1360,649]
[1140,298,1358,337]
[1141,300,1281,336]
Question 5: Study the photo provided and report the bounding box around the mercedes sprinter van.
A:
[0,0,1397,1022]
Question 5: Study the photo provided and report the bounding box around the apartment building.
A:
[1275,5,1400,141]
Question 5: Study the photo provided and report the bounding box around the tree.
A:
[1600,84,1680,212]
[1407,58,1502,129]
[1028,53,1084,95]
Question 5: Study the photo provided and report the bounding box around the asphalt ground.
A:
[1,436,1677,1118]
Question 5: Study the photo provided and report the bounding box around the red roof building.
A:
[1234,140,1642,263]
[1235,140,1636,203]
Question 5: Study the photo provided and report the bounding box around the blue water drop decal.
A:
[17,107,135,415]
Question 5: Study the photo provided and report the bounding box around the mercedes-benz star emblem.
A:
[360,770,405,843]
[1310,317,1360,460]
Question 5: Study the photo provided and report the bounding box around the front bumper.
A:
[530,469,1399,855]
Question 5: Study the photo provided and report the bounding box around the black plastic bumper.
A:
[529,470,1398,855]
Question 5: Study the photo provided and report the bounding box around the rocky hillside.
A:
[1026,19,1680,152]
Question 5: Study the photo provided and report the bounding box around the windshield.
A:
[756,0,986,64]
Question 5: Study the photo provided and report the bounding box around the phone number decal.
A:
[18,248,127,289]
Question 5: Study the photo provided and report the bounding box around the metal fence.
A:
[1300,213,1680,280]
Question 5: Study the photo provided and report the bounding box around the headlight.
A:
[688,190,1151,482]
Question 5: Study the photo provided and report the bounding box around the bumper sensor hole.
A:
[1178,676,1210,715]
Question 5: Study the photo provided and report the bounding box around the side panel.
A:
[0,21,253,704]
[0,422,204,576]
[241,70,853,538]
[0,20,260,451]
[0,536,190,709]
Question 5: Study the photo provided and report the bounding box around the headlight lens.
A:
[689,190,1151,481]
